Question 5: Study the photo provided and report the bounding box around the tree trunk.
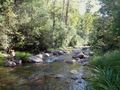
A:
[61,0,65,22]
[52,0,56,48]
[65,0,70,26]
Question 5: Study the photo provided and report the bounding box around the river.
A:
[0,48,90,90]
[0,62,89,90]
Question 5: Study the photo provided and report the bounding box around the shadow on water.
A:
[0,62,87,90]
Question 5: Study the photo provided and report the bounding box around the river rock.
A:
[52,50,66,56]
[28,55,43,63]
[43,53,50,60]
[36,54,43,59]
[54,74,64,79]
[43,53,50,57]
[70,70,78,74]
[4,60,16,67]
[72,51,90,60]
[14,59,22,65]
[72,52,85,59]
[65,60,76,64]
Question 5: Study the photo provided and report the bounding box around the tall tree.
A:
[52,0,57,48]
[65,0,70,26]
[61,0,65,23]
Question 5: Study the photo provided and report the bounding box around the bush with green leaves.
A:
[16,51,31,63]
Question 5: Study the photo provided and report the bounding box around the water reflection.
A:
[0,62,87,90]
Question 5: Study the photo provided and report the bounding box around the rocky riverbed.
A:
[0,47,92,90]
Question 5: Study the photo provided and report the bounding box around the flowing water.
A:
[0,62,88,90]
[0,48,90,90]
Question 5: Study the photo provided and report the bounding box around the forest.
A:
[0,0,120,90]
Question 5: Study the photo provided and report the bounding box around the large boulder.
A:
[72,52,84,59]
[35,54,43,59]
[72,51,90,60]
[52,50,66,56]
[28,54,43,63]
[4,60,16,67]
[43,53,51,60]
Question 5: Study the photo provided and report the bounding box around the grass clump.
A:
[89,50,120,90]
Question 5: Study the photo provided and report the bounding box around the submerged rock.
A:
[54,74,64,79]
[65,60,76,64]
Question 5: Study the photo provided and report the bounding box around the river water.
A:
[0,47,90,90]
[0,61,88,90]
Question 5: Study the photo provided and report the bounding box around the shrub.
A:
[16,51,31,63]
[89,50,120,90]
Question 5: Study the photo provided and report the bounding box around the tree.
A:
[90,0,120,52]
[65,0,70,26]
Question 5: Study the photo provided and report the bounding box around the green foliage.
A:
[90,0,120,52]
[89,67,120,90]
[16,51,31,62]
[89,50,120,90]
[0,52,4,66]
[0,0,96,52]
[77,13,94,44]
[91,50,120,67]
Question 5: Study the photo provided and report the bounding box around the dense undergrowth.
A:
[89,50,120,90]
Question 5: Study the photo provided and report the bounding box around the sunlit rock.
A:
[28,55,43,63]
[70,70,78,74]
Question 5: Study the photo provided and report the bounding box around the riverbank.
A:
[0,47,91,90]
[88,50,120,90]
[0,51,31,66]
[0,46,91,67]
